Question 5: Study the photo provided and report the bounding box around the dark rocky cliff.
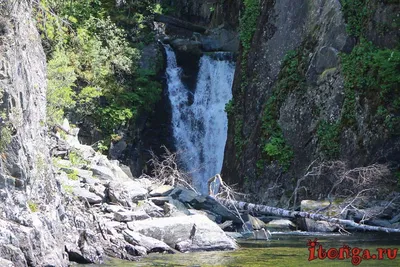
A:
[221,0,400,206]
[223,0,400,204]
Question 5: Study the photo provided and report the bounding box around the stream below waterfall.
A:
[164,45,235,194]
[87,232,400,266]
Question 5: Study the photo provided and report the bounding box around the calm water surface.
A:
[87,232,400,267]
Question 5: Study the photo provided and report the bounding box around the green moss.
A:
[62,184,74,194]
[258,49,309,171]
[317,120,341,159]
[28,200,39,212]
[239,0,261,57]
[340,39,400,134]
[0,124,12,152]
[67,169,79,181]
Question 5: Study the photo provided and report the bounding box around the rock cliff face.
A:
[0,1,66,265]
[221,0,400,205]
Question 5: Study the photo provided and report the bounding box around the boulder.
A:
[170,188,241,223]
[91,165,115,180]
[113,210,150,222]
[164,202,187,217]
[127,214,237,252]
[65,230,104,264]
[106,181,147,207]
[300,200,339,232]
[301,219,339,232]
[170,38,202,55]
[265,219,296,231]
[150,185,175,197]
[0,258,14,267]
[73,188,103,204]
[123,230,174,254]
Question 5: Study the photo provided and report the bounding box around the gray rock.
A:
[265,219,296,231]
[164,202,187,217]
[119,164,134,179]
[390,213,400,224]
[170,38,202,55]
[366,219,392,228]
[127,214,237,252]
[170,188,241,223]
[150,185,175,197]
[302,219,339,232]
[0,258,14,267]
[106,181,148,207]
[149,196,171,206]
[114,210,150,222]
[74,188,103,204]
[123,230,174,254]
[91,165,115,180]
[109,140,127,160]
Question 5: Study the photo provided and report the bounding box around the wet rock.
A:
[265,219,296,231]
[366,219,392,228]
[127,214,237,252]
[302,219,339,232]
[390,213,400,224]
[242,214,267,230]
[170,38,202,55]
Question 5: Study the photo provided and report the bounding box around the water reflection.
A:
[86,232,400,267]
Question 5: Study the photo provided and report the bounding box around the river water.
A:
[89,232,400,266]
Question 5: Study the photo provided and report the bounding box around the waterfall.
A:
[164,45,235,194]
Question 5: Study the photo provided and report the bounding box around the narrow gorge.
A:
[0,0,399,266]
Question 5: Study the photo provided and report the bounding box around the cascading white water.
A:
[164,45,235,194]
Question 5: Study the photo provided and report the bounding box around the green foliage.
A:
[239,0,260,55]
[258,49,306,171]
[68,151,87,166]
[35,0,162,139]
[341,0,374,37]
[225,99,234,116]
[46,48,77,125]
[263,135,293,171]
[317,120,341,159]
[67,169,79,181]
[97,140,109,154]
[62,184,74,194]
[28,200,39,212]
[0,124,12,152]
[340,39,400,134]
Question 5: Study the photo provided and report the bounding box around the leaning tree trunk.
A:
[218,199,400,233]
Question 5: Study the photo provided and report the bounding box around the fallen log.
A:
[154,14,207,33]
[217,198,400,233]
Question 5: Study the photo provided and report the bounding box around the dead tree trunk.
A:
[218,198,400,233]
[154,14,207,33]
